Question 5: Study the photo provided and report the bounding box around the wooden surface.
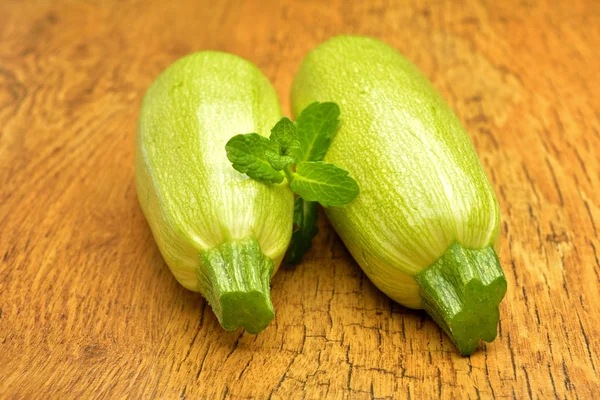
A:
[1,0,599,398]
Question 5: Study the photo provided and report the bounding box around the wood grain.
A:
[1,0,599,398]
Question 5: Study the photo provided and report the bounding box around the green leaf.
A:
[265,117,301,170]
[290,161,359,207]
[225,133,284,184]
[296,102,340,161]
[285,198,319,265]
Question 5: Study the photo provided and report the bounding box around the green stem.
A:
[285,198,319,265]
[283,165,295,183]
[415,243,507,356]
[196,238,274,334]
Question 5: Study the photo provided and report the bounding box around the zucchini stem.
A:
[415,243,507,356]
[196,238,274,334]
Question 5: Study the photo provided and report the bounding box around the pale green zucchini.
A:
[136,52,293,333]
[291,36,507,355]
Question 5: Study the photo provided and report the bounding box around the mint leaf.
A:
[265,117,301,170]
[285,198,319,265]
[225,133,284,184]
[296,102,340,161]
[291,161,359,207]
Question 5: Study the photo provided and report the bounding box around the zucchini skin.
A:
[136,52,293,331]
[291,36,501,309]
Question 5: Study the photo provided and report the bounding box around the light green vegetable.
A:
[291,35,507,355]
[225,102,357,263]
[136,51,293,334]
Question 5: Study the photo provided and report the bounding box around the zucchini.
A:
[136,52,293,334]
[291,36,507,355]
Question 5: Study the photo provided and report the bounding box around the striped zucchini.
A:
[291,36,507,355]
[136,52,293,333]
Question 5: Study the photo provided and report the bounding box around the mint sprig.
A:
[225,102,358,264]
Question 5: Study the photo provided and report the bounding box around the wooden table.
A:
[1,0,598,398]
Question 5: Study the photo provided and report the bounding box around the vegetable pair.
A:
[136,36,507,355]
